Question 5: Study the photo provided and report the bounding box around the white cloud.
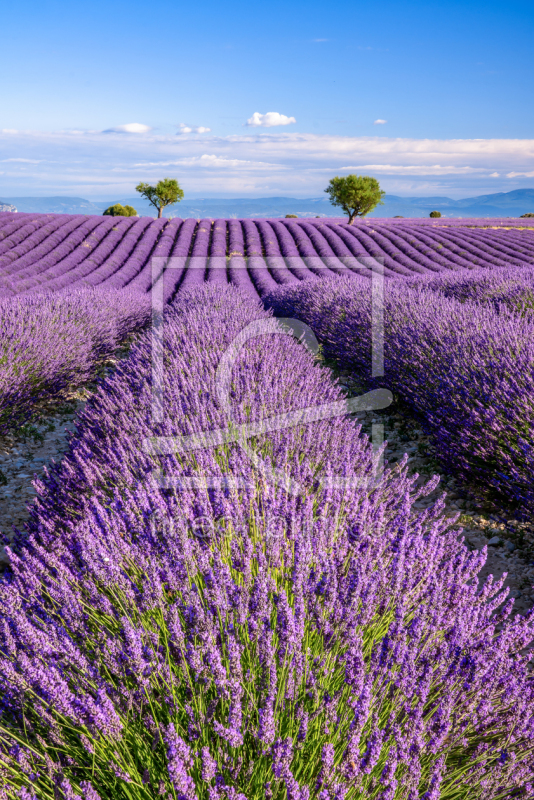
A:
[134,154,274,169]
[104,123,152,134]
[189,154,266,168]
[337,164,487,175]
[373,119,387,125]
[0,129,18,134]
[490,172,500,177]
[1,158,41,163]
[312,38,329,42]
[506,170,534,178]
[246,112,296,128]
[177,123,211,134]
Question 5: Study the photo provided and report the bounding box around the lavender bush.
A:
[0,285,533,800]
[0,288,151,433]
[265,275,534,514]
[405,265,534,315]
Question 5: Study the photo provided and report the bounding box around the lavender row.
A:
[178,218,212,291]
[345,217,534,228]
[266,275,534,516]
[324,222,534,272]
[86,218,169,291]
[23,217,140,295]
[405,264,534,314]
[1,284,532,800]
[0,217,106,294]
[226,218,259,295]
[242,219,279,294]
[0,288,151,434]
[2,211,534,230]
[4,215,164,296]
[67,217,155,290]
[1,214,534,298]
[128,217,185,297]
[0,215,82,271]
[2,217,133,296]
[0,214,64,260]
[206,217,227,285]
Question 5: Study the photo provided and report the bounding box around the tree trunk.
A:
[348,212,357,225]
[158,207,163,218]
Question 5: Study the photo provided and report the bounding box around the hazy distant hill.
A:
[1,189,534,219]
[380,189,534,218]
[95,196,335,219]
[0,196,103,214]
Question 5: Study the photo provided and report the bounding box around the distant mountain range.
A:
[1,189,534,219]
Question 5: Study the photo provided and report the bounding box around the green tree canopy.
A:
[429,210,442,218]
[135,178,184,218]
[324,175,385,224]
[103,203,137,217]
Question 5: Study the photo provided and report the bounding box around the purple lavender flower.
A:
[80,781,102,800]
[164,724,197,799]
[0,283,532,800]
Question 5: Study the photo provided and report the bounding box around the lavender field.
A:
[1,212,534,300]
[1,211,534,800]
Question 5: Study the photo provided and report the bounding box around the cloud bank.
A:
[0,128,533,198]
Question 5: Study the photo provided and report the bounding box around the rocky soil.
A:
[0,346,132,567]
[0,397,84,564]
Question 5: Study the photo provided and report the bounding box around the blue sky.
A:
[0,0,533,199]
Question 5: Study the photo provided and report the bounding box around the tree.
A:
[103,203,137,217]
[135,178,184,218]
[429,210,442,218]
[324,175,385,225]
[285,214,298,219]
